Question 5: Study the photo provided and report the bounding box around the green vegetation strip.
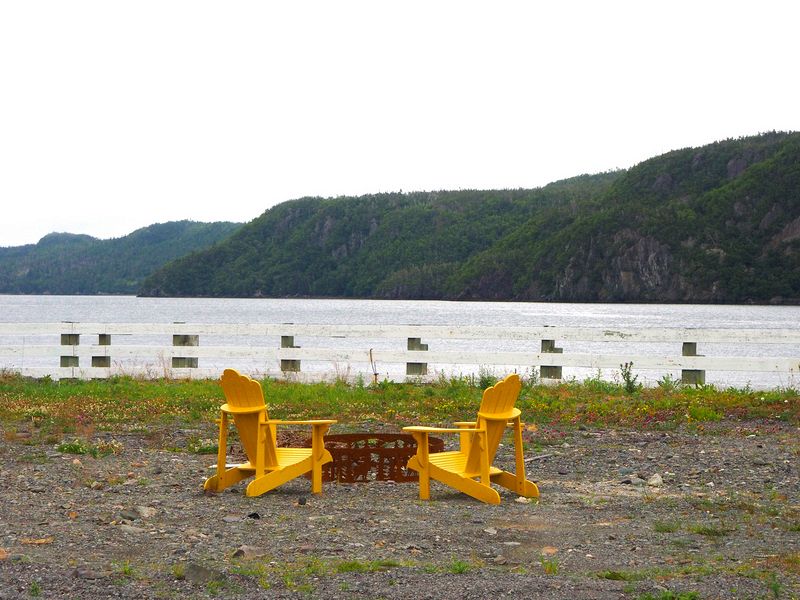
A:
[0,372,797,431]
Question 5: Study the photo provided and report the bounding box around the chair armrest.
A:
[265,419,337,426]
[453,421,477,427]
[403,426,483,434]
[220,403,264,415]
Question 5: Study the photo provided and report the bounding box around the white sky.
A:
[1,1,798,247]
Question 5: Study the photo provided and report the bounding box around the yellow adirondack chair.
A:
[403,373,539,505]
[203,369,336,497]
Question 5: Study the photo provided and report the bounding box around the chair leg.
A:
[408,432,431,500]
[204,413,230,492]
[491,471,540,498]
[246,460,311,497]
[418,465,431,500]
[430,464,501,504]
[310,423,331,494]
[512,417,529,493]
[206,466,252,492]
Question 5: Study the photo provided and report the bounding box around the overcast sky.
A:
[1,1,798,247]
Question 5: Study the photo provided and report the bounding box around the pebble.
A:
[647,474,663,487]
[120,510,139,521]
[73,567,105,579]
[135,506,158,519]
[232,545,267,559]
[183,562,220,584]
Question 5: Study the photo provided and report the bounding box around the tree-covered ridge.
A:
[140,132,800,304]
[139,173,621,298]
[0,221,242,294]
[449,131,800,303]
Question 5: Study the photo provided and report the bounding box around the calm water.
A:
[2,295,799,388]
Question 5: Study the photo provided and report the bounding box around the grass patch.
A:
[638,592,699,600]
[447,559,473,574]
[335,559,401,574]
[688,523,732,538]
[0,373,796,431]
[653,521,681,533]
[598,570,642,581]
[541,557,559,575]
[56,437,123,458]
[186,436,218,455]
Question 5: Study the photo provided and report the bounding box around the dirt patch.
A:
[1,422,798,599]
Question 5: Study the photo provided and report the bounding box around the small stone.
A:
[119,524,146,534]
[222,516,240,523]
[493,555,508,565]
[232,545,266,559]
[90,481,103,490]
[135,506,157,519]
[297,497,307,506]
[515,496,532,504]
[73,567,105,579]
[28,486,46,494]
[184,562,220,584]
[120,510,139,521]
[647,474,663,487]
[483,527,498,535]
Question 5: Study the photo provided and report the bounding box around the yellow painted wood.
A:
[403,373,540,504]
[203,369,336,497]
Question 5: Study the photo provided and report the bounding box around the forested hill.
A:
[138,173,621,299]
[139,132,800,304]
[0,221,241,294]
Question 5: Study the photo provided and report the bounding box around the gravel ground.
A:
[1,421,798,599]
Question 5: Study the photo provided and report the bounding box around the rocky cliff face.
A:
[548,230,681,302]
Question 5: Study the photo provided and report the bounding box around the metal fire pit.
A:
[304,433,445,483]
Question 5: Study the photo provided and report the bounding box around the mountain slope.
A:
[0,221,242,294]
[138,174,620,298]
[138,131,800,304]
[449,131,800,302]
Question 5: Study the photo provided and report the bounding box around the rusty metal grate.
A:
[304,433,445,483]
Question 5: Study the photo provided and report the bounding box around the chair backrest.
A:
[220,369,269,463]
[465,373,522,473]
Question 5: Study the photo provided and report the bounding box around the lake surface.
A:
[2,295,799,388]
